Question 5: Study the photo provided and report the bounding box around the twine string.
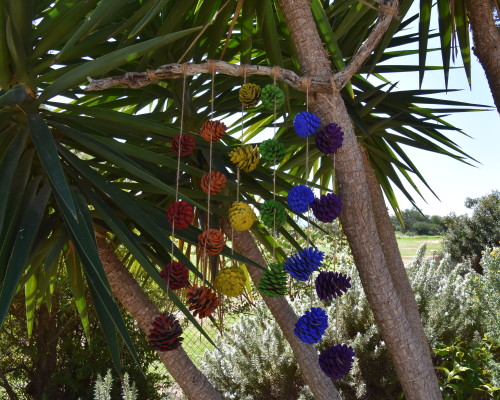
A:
[169,65,187,299]
[233,67,247,257]
[202,65,217,283]
[272,72,278,260]
[305,78,311,249]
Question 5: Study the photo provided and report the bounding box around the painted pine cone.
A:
[200,120,227,142]
[311,193,342,223]
[260,199,287,228]
[260,138,286,164]
[186,285,220,318]
[171,133,196,156]
[160,262,189,290]
[148,312,183,351]
[201,171,227,195]
[258,263,287,297]
[284,247,324,281]
[315,123,344,155]
[261,84,285,111]
[167,201,194,230]
[294,307,328,344]
[198,229,225,255]
[215,266,246,297]
[287,185,314,213]
[239,83,261,108]
[315,271,351,301]
[229,202,256,231]
[318,344,356,380]
[293,112,321,137]
[229,145,260,172]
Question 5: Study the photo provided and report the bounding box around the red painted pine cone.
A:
[201,171,227,195]
[171,133,196,156]
[147,312,183,351]
[186,285,219,318]
[200,120,227,142]
[167,201,194,230]
[198,229,225,255]
[160,262,189,290]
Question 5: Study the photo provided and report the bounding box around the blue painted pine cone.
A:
[294,307,328,344]
[284,247,324,281]
[293,112,320,137]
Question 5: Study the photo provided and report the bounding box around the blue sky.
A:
[380,8,500,216]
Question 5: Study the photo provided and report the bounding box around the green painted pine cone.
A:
[260,199,287,228]
[239,83,261,108]
[261,85,285,111]
[258,263,287,297]
[260,138,286,164]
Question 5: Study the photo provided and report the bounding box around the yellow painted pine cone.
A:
[239,83,261,108]
[229,145,260,172]
[229,202,256,231]
[215,267,246,297]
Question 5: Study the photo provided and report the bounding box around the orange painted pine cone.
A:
[198,229,225,255]
[200,120,227,142]
[186,285,220,318]
[201,171,227,195]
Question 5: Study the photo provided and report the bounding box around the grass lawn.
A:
[396,235,442,264]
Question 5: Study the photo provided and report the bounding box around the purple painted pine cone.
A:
[318,344,355,379]
[315,271,351,301]
[315,123,344,154]
[311,193,342,223]
[293,112,321,137]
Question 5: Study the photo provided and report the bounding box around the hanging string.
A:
[304,78,314,308]
[202,61,217,283]
[331,77,338,196]
[305,78,311,249]
[272,67,279,260]
[169,65,188,299]
[232,66,248,256]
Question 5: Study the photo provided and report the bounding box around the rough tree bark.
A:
[96,237,223,400]
[465,0,500,113]
[220,219,342,400]
[361,149,437,379]
[276,0,441,399]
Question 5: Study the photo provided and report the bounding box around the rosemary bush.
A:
[202,240,499,399]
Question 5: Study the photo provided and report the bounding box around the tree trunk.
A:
[361,149,437,378]
[220,219,342,400]
[466,0,500,113]
[96,237,223,400]
[33,304,58,399]
[276,0,441,399]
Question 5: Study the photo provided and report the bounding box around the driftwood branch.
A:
[335,0,399,88]
[84,1,398,93]
[85,61,335,92]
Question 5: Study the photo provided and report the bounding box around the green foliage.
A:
[434,338,500,399]
[0,272,170,400]
[94,370,113,400]
[443,191,500,270]
[202,236,499,400]
[200,303,313,400]
[94,370,138,400]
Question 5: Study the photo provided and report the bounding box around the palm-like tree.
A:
[0,1,486,399]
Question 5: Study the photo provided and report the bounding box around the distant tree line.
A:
[392,191,500,271]
[391,209,446,236]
